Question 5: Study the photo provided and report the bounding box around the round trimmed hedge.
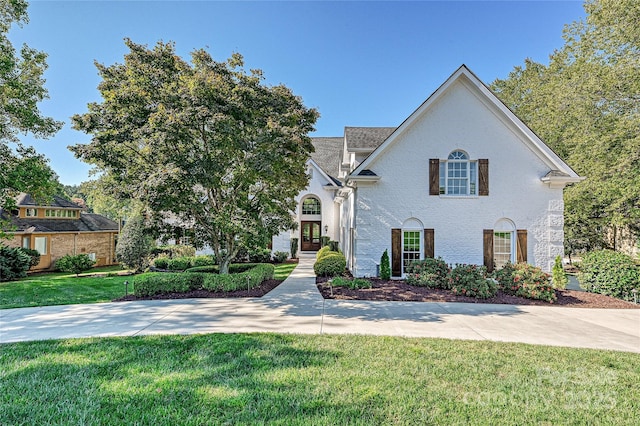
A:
[314,252,346,277]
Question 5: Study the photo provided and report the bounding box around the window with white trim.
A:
[439,150,477,195]
[402,230,421,273]
[494,219,515,269]
[34,236,47,255]
[25,208,37,217]
[302,197,321,215]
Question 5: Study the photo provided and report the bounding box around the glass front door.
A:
[301,221,322,251]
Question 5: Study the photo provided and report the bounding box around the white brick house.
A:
[273,65,583,276]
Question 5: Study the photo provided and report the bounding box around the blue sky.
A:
[10,0,586,185]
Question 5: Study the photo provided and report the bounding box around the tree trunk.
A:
[219,257,231,275]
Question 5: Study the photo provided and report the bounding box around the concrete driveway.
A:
[2,255,639,353]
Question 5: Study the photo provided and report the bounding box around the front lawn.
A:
[0,263,296,309]
[1,334,638,424]
[0,266,132,309]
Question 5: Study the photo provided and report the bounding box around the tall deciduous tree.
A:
[0,0,62,228]
[492,0,640,253]
[71,40,318,273]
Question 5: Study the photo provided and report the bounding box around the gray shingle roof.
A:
[310,137,343,180]
[1,212,118,233]
[16,193,82,209]
[344,127,395,150]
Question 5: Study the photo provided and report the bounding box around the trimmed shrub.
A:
[273,251,289,263]
[328,240,339,252]
[248,248,271,263]
[320,236,330,247]
[201,263,275,292]
[153,256,169,269]
[351,278,372,289]
[20,248,41,267]
[314,252,346,277]
[290,238,298,259]
[316,246,331,259]
[0,245,32,282]
[405,257,450,289]
[379,250,391,280]
[167,256,192,271]
[449,264,496,299]
[329,276,351,287]
[495,263,556,303]
[186,265,219,273]
[552,255,568,289]
[55,254,96,276]
[578,250,640,302]
[116,215,153,272]
[134,272,204,297]
[192,255,216,268]
[133,264,275,297]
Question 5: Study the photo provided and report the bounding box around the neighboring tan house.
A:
[273,65,583,276]
[1,193,119,270]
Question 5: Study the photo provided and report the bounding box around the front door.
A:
[301,221,322,251]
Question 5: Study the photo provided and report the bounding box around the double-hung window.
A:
[439,150,477,195]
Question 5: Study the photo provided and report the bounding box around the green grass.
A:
[273,261,297,280]
[1,334,638,425]
[0,263,297,309]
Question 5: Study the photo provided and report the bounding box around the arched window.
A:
[301,197,321,215]
[439,150,477,195]
[494,219,515,269]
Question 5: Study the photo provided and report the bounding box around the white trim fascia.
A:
[351,65,583,181]
[308,159,339,188]
[347,175,381,183]
[540,175,585,189]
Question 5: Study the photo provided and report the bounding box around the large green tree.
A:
[71,39,318,273]
[1,0,62,226]
[492,0,639,253]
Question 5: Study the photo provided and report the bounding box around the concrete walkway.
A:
[1,254,639,353]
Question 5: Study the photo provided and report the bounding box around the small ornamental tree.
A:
[380,250,391,280]
[116,215,153,272]
[552,255,568,289]
[55,254,95,276]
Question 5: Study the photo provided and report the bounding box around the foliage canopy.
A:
[71,39,318,273]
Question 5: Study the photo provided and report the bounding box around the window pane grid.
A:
[302,198,321,215]
[403,231,421,271]
[494,231,512,269]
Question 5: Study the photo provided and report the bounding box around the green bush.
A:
[328,276,371,289]
[329,276,351,287]
[0,245,32,282]
[405,257,450,289]
[328,241,339,252]
[185,265,219,273]
[153,256,169,269]
[20,248,41,267]
[248,248,271,263]
[116,215,153,272]
[379,250,391,280]
[167,257,192,271]
[321,236,330,247]
[55,254,96,276]
[314,252,346,277]
[449,264,496,299]
[317,245,342,261]
[552,255,568,289]
[273,251,289,263]
[578,250,640,302]
[134,272,204,297]
[192,255,216,267]
[201,264,275,292]
[495,263,556,303]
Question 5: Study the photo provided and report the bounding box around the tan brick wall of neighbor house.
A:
[2,236,22,249]
[50,232,117,267]
[75,232,117,266]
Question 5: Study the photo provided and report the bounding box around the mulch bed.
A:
[113,279,283,302]
[316,277,640,309]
